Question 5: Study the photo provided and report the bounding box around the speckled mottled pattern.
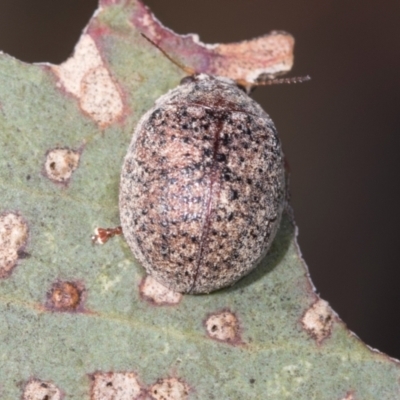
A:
[119,74,285,293]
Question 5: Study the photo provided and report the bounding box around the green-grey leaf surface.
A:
[0,1,399,399]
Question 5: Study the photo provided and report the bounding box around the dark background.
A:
[0,0,399,359]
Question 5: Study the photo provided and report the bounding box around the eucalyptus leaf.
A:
[0,1,399,399]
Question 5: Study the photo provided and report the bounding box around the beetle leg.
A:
[91,226,123,244]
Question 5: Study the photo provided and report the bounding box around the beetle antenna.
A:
[140,33,196,76]
[258,75,311,85]
[236,75,310,92]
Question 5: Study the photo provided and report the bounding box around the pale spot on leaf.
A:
[53,34,102,96]
[44,148,80,184]
[205,310,242,344]
[91,372,142,400]
[302,299,334,344]
[0,212,28,278]
[140,275,182,305]
[340,391,355,400]
[149,378,189,400]
[52,34,123,127]
[23,379,62,400]
[80,66,124,127]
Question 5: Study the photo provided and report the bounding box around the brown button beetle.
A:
[118,70,307,294]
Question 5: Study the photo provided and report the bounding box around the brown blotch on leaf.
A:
[89,372,143,400]
[301,299,335,344]
[149,377,189,400]
[23,379,62,400]
[43,148,81,185]
[0,212,28,279]
[46,281,85,312]
[204,309,242,345]
[132,0,294,83]
[140,275,182,306]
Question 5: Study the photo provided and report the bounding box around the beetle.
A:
[96,36,309,294]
